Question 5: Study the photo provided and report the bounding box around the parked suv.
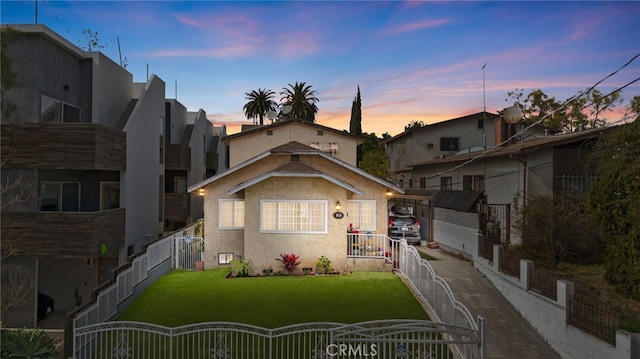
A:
[388,205,421,244]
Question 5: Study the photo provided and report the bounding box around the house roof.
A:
[223,119,365,144]
[431,190,484,212]
[410,126,617,168]
[382,111,499,144]
[187,141,403,195]
[227,161,366,196]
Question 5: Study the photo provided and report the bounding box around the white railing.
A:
[66,225,197,358]
[74,320,482,359]
[70,228,485,358]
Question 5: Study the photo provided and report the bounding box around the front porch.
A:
[346,233,399,272]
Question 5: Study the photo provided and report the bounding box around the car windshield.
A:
[392,217,416,225]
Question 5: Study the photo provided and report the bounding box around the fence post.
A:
[558,280,574,326]
[477,316,486,359]
[492,245,500,272]
[520,259,533,290]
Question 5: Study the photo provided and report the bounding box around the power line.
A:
[422,53,640,180]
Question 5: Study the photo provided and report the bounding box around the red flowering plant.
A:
[276,253,301,274]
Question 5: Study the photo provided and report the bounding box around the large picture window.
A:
[260,200,327,233]
[346,200,376,231]
[219,199,245,229]
[39,182,80,211]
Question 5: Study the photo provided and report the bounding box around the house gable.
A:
[224,120,363,167]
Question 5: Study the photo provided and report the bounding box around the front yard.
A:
[118,269,430,328]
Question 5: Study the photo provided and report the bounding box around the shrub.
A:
[0,328,58,358]
[512,194,605,265]
[276,253,300,274]
[315,256,333,274]
[230,258,253,277]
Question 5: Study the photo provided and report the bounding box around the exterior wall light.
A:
[198,188,206,196]
[335,201,341,210]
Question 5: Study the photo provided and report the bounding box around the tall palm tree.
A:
[280,82,319,122]
[243,88,276,125]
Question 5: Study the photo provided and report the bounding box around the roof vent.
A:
[291,154,299,162]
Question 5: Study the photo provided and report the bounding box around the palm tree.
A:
[280,82,319,122]
[243,88,276,125]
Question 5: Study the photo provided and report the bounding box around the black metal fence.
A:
[568,292,620,345]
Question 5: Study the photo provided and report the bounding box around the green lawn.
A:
[118,269,429,328]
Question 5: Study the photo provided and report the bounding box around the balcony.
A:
[0,208,125,258]
[165,144,191,171]
[0,123,126,171]
[164,193,190,222]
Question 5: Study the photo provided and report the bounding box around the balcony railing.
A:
[1,123,126,171]
[164,193,190,221]
[165,144,191,171]
[1,208,125,257]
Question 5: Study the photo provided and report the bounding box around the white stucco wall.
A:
[121,74,166,256]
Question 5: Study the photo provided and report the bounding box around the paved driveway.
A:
[416,246,560,359]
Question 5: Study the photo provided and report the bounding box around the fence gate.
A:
[174,236,203,270]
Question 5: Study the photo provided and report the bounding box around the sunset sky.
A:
[2,1,639,136]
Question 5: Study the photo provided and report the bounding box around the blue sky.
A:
[2,1,639,136]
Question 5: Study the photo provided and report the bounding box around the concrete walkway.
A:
[415,246,560,359]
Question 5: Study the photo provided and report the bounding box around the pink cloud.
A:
[379,19,452,36]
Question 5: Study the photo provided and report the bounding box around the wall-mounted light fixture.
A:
[335,201,341,210]
[198,188,206,196]
[386,189,393,197]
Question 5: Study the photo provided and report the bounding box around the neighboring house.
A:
[0,24,213,327]
[384,111,499,189]
[409,126,615,243]
[163,100,223,232]
[188,120,403,273]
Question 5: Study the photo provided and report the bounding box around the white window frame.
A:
[219,199,245,229]
[218,253,234,265]
[260,199,327,234]
[346,200,376,231]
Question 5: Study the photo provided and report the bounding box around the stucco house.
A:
[188,120,403,273]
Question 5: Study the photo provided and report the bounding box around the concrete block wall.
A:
[474,247,636,359]
[432,207,478,260]
[432,208,638,359]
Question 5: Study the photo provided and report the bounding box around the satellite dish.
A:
[266,110,277,121]
[281,105,292,115]
[503,104,524,124]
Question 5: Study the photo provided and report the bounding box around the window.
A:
[398,179,404,188]
[267,130,273,136]
[40,95,80,122]
[426,143,434,150]
[39,182,80,211]
[408,178,413,189]
[218,253,234,264]
[100,182,120,210]
[463,176,473,191]
[219,199,245,229]
[440,137,459,152]
[478,118,484,129]
[175,177,187,193]
[420,177,426,190]
[440,177,452,190]
[158,175,164,222]
[260,200,327,233]
[159,116,165,164]
[317,130,324,136]
[346,200,376,230]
